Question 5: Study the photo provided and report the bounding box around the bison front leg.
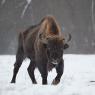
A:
[52,58,64,85]
[27,60,37,84]
[37,60,48,85]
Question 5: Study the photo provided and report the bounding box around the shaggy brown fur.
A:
[11,15,71,85]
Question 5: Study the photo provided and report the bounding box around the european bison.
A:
[11,15,71,85]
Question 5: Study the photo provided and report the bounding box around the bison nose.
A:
[51,59,58,65]
[52,59,57,63]
[52,58,60,63]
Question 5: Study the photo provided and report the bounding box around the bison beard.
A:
[11,15,71,85]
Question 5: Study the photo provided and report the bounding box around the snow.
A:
[0,54,95,95]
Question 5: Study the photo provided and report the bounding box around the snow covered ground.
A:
[0,54,95,95]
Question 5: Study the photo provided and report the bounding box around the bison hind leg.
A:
[11,49,24,83]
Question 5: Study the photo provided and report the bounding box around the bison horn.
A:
[67,33,71,42]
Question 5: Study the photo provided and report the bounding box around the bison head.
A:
[39,33,71,63]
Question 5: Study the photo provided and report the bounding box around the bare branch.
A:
[21,0,32,18]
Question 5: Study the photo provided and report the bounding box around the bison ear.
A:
[39,33,48,44]
[64,43,69,49]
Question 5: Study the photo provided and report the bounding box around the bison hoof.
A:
[10,80,15,83]
[52,79,60,85]
[33,81,37,84]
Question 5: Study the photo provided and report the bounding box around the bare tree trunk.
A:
[92,0,95,32]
